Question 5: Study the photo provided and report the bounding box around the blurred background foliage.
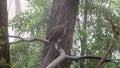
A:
[9,0,120,68]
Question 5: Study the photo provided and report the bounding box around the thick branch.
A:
[97,22,118,68]
[47,48,66,68]
[47,48,111,68]
[9,35,49,45]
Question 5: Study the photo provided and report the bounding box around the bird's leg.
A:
[55,39,62,50]
[45,39,50,44]
[57,39,62,43]
[55,43,58,50]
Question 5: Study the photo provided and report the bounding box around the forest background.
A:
[6,0,120,68]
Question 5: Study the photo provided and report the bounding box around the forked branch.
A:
[47,48,111,68]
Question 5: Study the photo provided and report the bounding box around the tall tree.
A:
[15,0,21,41]
[0,0,10,68]
[15,0,21,13]
[80,0,88,68]
[40,0,79,68]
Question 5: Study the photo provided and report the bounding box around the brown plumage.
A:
[48,23,68,42]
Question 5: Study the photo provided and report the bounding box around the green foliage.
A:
[0,58,6,66]
[0,40,6,45]
[10,0,52,68]
[10,42,43,68]
[103,62,120,68]
[0,27,5,33]
[0,58,10,67]
[72,0,120,68]
[10,0,52,36]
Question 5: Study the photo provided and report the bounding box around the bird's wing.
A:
[48,26,57,37]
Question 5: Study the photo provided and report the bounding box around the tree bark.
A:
[40,0,79,68]
[0,0,10,68]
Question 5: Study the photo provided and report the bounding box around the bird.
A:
[48,23,68,43]
[40,23,69,68]
[47,23,69,49]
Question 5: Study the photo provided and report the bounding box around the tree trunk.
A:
[80,0,88,68]
[14,0,21,41]
[0,0,10,68]
[40,0,79,68]
[15,0,21,14]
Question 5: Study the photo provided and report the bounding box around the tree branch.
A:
[96,22,118,68]
[47,48,111,68]
[66,56,110,62]
[9,35,49,45]
[47,48,66,68]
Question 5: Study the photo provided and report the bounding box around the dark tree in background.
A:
[80,0,88,68]
[40,0,79,68]
[0,0,10,68]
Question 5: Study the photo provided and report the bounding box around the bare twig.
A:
[96,22,118,68]
[9,35,49,45]
[66,56,110,62]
